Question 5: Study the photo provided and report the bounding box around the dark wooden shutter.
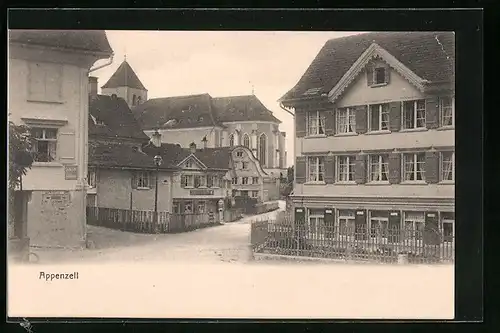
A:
[324,155,335,184]
[366,64,374,86]
[388,211,401,243]
[355,105,368,134]
[389,102,401,132]
[354,154,367,184]
[384,64,391,84]
[296,111,307,138]
[180,175,186,188]
[425,97,439,129]
[294,207,306,226]
[425,150,439,184]
[388,152,401,184]
[424,211,440,245]
[324,208,335,237]
[131,171,137,189]
[295,156,307,184]
[355,209,367,240]
[324,109,336,136]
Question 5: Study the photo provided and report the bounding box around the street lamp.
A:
[153,155,163,232]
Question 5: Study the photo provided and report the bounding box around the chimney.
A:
[189,142,197,154]
[202,136,208,149]
[88,76,98,100]
[151,130,162,148]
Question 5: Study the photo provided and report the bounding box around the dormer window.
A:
[367,63,390,87]
[374,67,386,85]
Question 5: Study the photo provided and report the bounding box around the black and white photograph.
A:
[7,20,461,320]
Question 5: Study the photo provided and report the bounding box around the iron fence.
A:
[252,220,454,264]
[86,206,221,234]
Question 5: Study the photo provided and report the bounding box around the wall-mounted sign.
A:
[190,189,214,196]
[64,165,78,180]
[390,212,399,216]
[296,208,303,213]
[325,209,332,214]
[427,213,436,217]
[356,211,364,215]
[41,191,70,208]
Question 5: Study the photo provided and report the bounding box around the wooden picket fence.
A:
[86,206,220,234]
[251,219,454,264]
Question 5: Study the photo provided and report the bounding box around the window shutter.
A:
[388,152,401,184]
[425,150,439,184]
[296,111,307,138]
[324,109,336,136]
[295,156,307,184]
[354,153,367,184]
[384,64,391,84]
[131,171,137,189]
[389,102,401,132]
[366,64,374,86]
[424,211,440,245]
[324,208,335,237]
[425,97,439,129]
[324,155,335,184]
[355,105,368,134]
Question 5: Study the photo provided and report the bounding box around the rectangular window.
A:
[338,210,355,236]
[32,128,57,162]
[369,211,389,238]
[242,177,249,185]
[307,156,325,182]
[236,151,244,157]
[252,177,259,184]
[336,155,355,182]
[368,154,389,182]
[441,212,455,242]
[135,171,152,189]
[403,153,426,182]
[308,209,324,234]
[182,175,194,188]
[336,108,356,134]
[207,175,214,188]
[184,201,193,214]
[251,190,259,198]
[402,100,426,129]
[374,67,386,85]
[440,151,455,182]
[232,177,238,185]
[194,175,206,188]
[87,169,97,188]
[28,62,63,102]
[185,160,192,168]
[242,162,249,170]
[197,201,206,214]
[369,104,390,131]
[307,110,325,136]
[440,96,454,127]
[403,211,425,240]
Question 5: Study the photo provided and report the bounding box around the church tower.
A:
[101,58,148,108]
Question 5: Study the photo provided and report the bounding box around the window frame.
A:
[31,127,58,163]
[307,110,326,136]
[373,66,387,85]
[402,152,426,183]
[242,177,249,185]
[368,154,389,183]
[252,177,259,185]
[403,211,426,241]
[196,201,206,214]
[368,103,390,132]
[232,177,238,185]
[307,156,325,183]
[242,134,250,148]
[368,211,389,239]
[335,155,356,183]
[337,209,355,237]
[135,171,152,189]
[440,96,455,128]
[402,99,426,130]
[336,107,357,134]
[307,208,325,235]
[87,168,97,188]
[440,151,455,183]
[181,174,194,188]
[242,162,249,170]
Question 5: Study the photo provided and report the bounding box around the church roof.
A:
[279,31,455,102]
[101,60,147,90]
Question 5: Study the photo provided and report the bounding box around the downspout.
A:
[89,54,114,73]
[279,102,295,190]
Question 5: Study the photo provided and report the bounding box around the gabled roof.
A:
[133,94,281,130]
[212,95,282,123]
[88,141,177,170]
[9,29,113,55]
[89,94,149,141]
[142,144,232,170]
[133,93,223,130]
[101,60,147,90]
[279,32,455,103]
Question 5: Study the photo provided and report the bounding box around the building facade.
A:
[8,30,113,248]
[279,32,455,240]
[98,60,287,178]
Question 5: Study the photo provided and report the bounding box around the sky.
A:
[92,31,363,167]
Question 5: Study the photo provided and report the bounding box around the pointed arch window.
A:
[243,133,250,148]
[229,133,235,147]
[132,94,137,106]
[259,133,267,167]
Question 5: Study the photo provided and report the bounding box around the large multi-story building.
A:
[99,59,287,179]
[279,32,455,240]
[8,30,113,248]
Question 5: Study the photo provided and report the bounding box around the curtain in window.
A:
[370,156,380,181]
[318,113,325,134]
[348,110,356,132]
[308,113,318,134]
[442,154,453,180]
[338,157,348,181]
[381,159,389,181]
[308,158,317,181]
[416,153,425,181]
[404,155,415,181]
[337,110,348,133]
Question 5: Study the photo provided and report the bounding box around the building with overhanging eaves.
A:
[98,59,287,179]
[278,32,455,241]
